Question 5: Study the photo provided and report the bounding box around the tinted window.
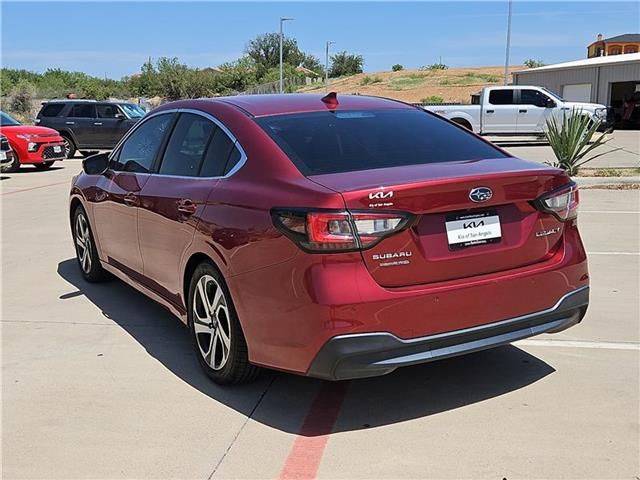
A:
[224,145,242,175]
[97,104,121,118]
[488,90,514,105]
[40,103,65,117]
[159,113,215,177]
[256,109,506,175]
[70,104,96,118]
[0,112,21,126]
[200,127,235,177]
[520,89,549,107]
[111,114,172,173]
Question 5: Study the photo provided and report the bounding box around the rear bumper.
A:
[307,286,589,380]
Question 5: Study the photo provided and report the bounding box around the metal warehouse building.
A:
[513,53,640,112]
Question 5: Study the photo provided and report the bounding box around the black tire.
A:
[188,262,259,385]
[61,135,76,159]
[34,161,54,170]
[72,206,108,282]
[2,152,20,173]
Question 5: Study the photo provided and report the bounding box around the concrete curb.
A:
[573,176,640,186]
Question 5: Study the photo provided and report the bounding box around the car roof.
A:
[215,93,414,117]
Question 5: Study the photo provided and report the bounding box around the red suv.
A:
[0,111,66,172]
[69,94,589,384]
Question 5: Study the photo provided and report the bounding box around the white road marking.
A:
[581,210,640,214]
[588,252,640,255]
[516,339,640,351]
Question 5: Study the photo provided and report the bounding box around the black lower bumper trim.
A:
[307,286,589,381]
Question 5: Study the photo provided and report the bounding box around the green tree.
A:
[524,59,546,68]
[218,56,259,92]
[329,51,364,78]
[301,54,324,76]
[391,64,403,72]
[9,80,36,116]
[245,33,305,79]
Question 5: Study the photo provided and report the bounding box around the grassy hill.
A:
[298,65,525,103]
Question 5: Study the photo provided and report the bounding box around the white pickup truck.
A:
[422,86,611,136]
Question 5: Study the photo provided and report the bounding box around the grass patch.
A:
[439,73,501,86]
[576,167,640,177]
[360,75,383,86]
[421,95,444,104]
[390,73,430,90]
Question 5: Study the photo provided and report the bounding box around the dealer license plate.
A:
[53,146,62,153]
[445,210,502,250]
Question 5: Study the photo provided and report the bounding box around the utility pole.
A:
[279,17,294,93]
[503,0,513,85]
[325,41,335,90]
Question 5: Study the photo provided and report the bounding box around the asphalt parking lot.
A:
[2,153,639,479]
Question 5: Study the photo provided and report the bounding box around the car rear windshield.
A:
[255,109,506,175]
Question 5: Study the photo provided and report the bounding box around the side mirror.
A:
[114,113,125,120]
[545,98,556,108]
[82,152,110,175]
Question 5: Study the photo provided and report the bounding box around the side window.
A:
[224,145,242,175]
[488,90,514,105]
[200,127,236,177]
[159,113,216,177]
[40,103,65,117]
[520,89,549,107]
[111,114,172,173]
[97,104,120,118]
[70,104,96,118]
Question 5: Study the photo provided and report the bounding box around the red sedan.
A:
[69,94,589,384]
[0,111,66,172]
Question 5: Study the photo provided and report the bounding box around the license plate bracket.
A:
[445,210,502,250]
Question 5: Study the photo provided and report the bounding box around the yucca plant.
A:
[544,110,617,176]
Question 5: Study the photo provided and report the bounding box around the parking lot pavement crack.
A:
[207,374,277,480]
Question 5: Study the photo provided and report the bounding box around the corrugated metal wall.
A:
[513,60,640,105]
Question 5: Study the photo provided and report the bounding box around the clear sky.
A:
[2,1,639,79]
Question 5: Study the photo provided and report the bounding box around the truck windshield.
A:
[541,87,565,102]
[256,109,507,175]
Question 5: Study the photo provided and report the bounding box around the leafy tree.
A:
[9,80,36,115]
[300,54,324,77]
[218,56,259,92]
[245,33,305,79]
[329,51,364,78]
[391,64,403,72]
[524,58,546,68]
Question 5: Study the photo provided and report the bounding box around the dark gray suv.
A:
[36,100,145,158]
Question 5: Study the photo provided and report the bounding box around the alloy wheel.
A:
[75,213,92,273]
[63,138,72,158]
[192,275,231,370]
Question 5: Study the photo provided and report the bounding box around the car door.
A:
[91,112,175,276]
[95,103,125,147]
[516,89,554,133]
[482,89,518,134]
[67,103,97,147]
[137,111,239,305]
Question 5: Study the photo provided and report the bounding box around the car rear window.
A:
[39,103,65,117]
[255,109,506,175]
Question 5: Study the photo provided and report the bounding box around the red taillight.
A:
[533,182,579,221]
[272,209,414,253]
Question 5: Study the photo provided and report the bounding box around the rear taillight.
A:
[272,209,414,253]
[533,182,579,221]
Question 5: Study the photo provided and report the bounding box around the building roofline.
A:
[513,52,640,75]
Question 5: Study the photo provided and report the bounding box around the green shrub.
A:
[544,111,618,176]
[524,59,546,68]
[391,64,403,72]
[421,63,448,71]
[360,75,382,86]
[9,80,36,116]
[421,95,444,104]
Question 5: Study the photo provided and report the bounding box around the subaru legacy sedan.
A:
[69,94,589,384]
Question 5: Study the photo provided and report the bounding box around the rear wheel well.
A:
[183,253,221,311]
[451,118,473,131]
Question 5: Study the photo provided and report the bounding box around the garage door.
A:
[562,84,592,102]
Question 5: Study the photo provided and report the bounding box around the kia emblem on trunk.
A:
[469,187,493,203]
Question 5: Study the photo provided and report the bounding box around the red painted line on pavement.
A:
[1,180,69,196]
[279,381,349,480]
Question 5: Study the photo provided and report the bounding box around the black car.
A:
[0,134,16,171]
[36,100,145,158]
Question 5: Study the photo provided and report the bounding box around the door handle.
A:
[519,109,528,113]
[65,121,75,125]
[177,199,197,216]
[486,110,495,114]
[94,122,103,126]
[123,193,138,207]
